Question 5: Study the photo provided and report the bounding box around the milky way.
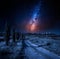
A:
[27,3,41,32]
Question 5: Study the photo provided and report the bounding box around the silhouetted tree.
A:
[16,32,20,41]
[13,28,16,43]
[5,24,10,46]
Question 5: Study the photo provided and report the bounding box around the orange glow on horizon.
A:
[30,23,36,31]
[26,19,39,32]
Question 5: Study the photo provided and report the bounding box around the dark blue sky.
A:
[0,0,60,32]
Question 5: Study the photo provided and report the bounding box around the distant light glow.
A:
[26,18,38,32]
[30,21,36,31]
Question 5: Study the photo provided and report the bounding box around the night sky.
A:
[0,0,60,33]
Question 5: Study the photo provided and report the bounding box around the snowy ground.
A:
[0,40,22,59]
[0,35,60,59]
[25,40,60,59]
[27,36,60,56]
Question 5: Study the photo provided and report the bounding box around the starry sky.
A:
[0,0,60,33]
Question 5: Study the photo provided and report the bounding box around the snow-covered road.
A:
[25,40,60,59]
